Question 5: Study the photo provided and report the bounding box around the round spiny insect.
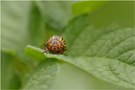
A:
[44,35,66,54]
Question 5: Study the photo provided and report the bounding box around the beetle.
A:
[44,35,66,54]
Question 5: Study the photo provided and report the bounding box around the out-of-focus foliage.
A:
[2,1,32,52]
[1,1,134,90]
[36,1,73,30]
[72,1,108,16]
[23,59,59,89]
[2,53,21,89]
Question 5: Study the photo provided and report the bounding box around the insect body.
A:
[45,35,66,54]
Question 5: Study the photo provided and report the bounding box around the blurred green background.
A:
[1,1,134,90]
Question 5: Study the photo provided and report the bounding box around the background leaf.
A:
[1,1,32,53]
[28,2,46,46]
[23,59,60,89]
[87,1,134,28]
[1,1,48,89]
[36,1,73,30]
[72,1,108,16]
[1,1,49,53]
[1,53,22,89]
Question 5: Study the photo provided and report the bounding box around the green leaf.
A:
[24,13,134,88]
[36,1,73,30]
[1,2,48,53]
[1,53,22,89]
[24,2,134,88]
[28,3,46,46]
[1,1,32,52]
[23,59,60,89]
[25,43,135,88]
[47,55,135,88]
[62,14,135,88]
[72,1,108,16]
[24,45,45,61]
[26,45,132,90]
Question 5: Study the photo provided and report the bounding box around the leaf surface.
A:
[23,2,134,88]
[23,59,59,89]
[24,14,135,88]
[61,15,135,88]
